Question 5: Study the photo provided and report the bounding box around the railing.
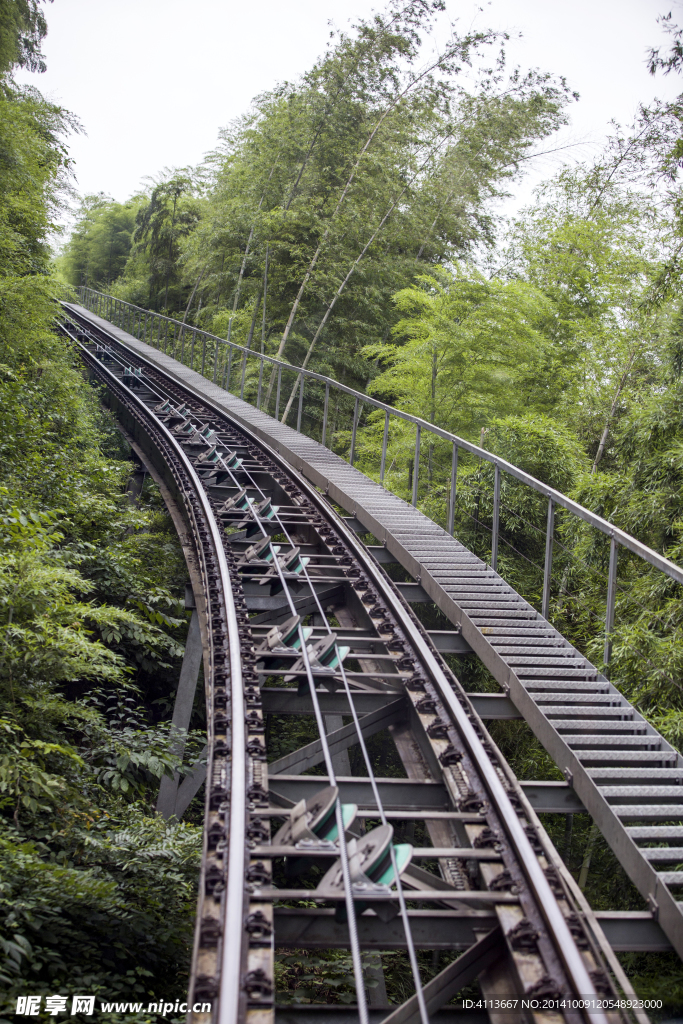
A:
[76,286,683,668]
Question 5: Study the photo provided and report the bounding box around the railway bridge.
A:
[57,290,683,1024]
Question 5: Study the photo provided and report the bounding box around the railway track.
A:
[57,304,648,1024]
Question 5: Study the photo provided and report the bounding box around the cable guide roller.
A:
[258,614,311,653]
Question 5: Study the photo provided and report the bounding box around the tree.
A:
[132,172,200,311]
[178,0,573,404]
[58,194,139,290]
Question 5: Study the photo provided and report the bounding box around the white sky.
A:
[15,0,683,217]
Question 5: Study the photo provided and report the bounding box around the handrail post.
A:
[201,333,207,377]
[275,365,282,420]
[240,347,247,399]
[297,373,304,432]
[604,537,619,667]
[213,337,219,383]
[380,411,389,484]
[350,396,359,466]
[448,443,458,537]
[190,329,196,369]
[411,425,421,507]
[225,346,233,390]
[322,382,330,447]
[491,464,501,572]
[542,498,555,620]
[257,354,264,409]
[180,322,185,363]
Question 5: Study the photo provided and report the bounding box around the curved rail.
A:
[59,304,638,1024]
[61,319,247,1021]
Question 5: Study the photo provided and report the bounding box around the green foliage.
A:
[0,14,202,1013]
[363,269,556,437]
[132,172,201,311]
[0,810,199,1004]
[0,0,48,77]
[58,193,140,291]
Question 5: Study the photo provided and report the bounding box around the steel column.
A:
[448,443,458,537]
[297,373,304,432]
[380,410,389,484]
[491,464,501,572]
[257,354,264,409]
[225,346,232,390]
[321,382,330,447]
[604,536,619,666]
[350,396,360,467]
[412,424,421,507]
[156,609,203,818]
[542,497,555,620]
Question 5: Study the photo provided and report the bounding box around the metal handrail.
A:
[76,286,683,666]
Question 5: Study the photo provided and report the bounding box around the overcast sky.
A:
[15,0,683,216]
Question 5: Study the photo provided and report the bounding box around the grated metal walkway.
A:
[70,303,683,961]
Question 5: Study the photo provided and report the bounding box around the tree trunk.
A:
[164,195,178,311]
[591,351,636,474]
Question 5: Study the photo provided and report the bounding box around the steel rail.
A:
[60,322,247,1024]
[86,336,432,1023]
[77,287,683,588]
[62,306,635,1024]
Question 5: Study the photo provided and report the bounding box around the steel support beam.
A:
[468,693,521,720]
[156,608,203,818]
[261,688,404,716]
[594,911,671,951]
[396,582,430,602]
[174,745,208,818]
[274,907,497,950]
[267,774,582,813]
[268,775,450,811]
[274,908,668,954]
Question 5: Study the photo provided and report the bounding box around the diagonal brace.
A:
[269,698,406,776]
[156,608,203,818]
[380,926,503,1024]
